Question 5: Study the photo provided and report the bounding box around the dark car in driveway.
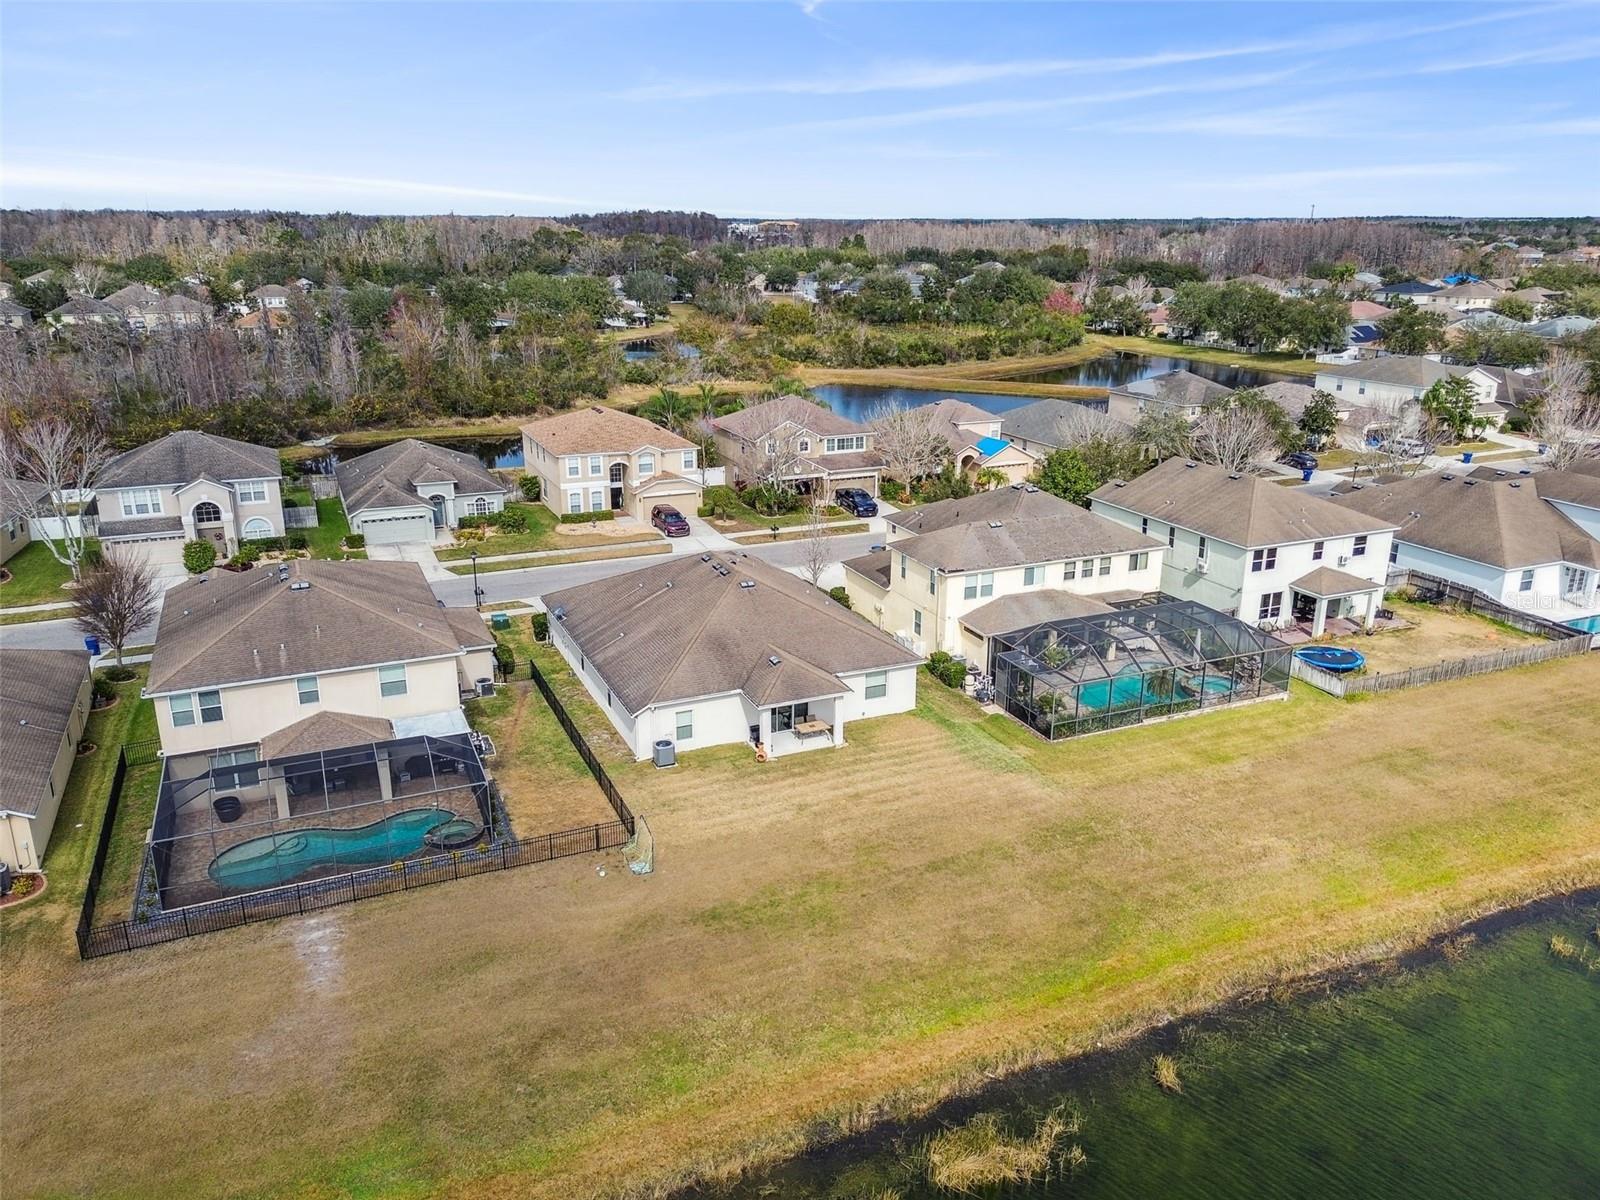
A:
[1279,450,1319,472]
[651,505,691,536]
[834,487,878,517]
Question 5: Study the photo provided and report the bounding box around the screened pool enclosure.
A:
[991,600,1291,740]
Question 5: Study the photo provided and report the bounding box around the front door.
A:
[610,485,623,509]
[429,495,447,529]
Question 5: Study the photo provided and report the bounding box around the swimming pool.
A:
[1072,670,1233,712]
[207,808,457,893]
[1565,614,1600,634]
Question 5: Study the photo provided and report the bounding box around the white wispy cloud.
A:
[1417,36,1600,73]
[1101,102,1365,138]
[0,156,571,210]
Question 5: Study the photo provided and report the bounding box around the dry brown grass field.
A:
[1350,598,1545,674]
[3,642,1598,1200]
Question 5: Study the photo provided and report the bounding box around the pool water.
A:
[207,808,456,893]
[1072,671,1231,712]
[1564,614,1600,634]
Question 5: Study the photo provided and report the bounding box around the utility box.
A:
[491,612,512,631]
[652,739,677,768]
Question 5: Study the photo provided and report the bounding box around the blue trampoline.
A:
[1294,646,1365,673]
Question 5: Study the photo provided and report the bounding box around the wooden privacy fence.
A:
[1386,569,1586,640]
[1291,635,1590,697]
[283,506,321,529]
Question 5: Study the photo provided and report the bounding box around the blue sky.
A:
[2,1,1598,218]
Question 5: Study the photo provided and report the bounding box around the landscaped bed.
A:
[435,502,661,560]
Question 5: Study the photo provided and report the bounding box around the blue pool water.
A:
[1073,671,1232,712]
[1564,614,1600,634]
[207,809,453,893]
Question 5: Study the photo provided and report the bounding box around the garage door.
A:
[105,536,185,573]
[358,513,435,546]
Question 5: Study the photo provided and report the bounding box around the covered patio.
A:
[1286,566,1386,638]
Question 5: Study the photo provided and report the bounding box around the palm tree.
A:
[974,466,1008,491]
[639,387,690,432]
[766,373,808,398]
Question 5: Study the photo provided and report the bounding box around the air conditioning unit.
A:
[1195,557,1210,574]
[476,678,495,697]
[1337,555,1351,567]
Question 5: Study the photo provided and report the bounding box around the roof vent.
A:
[289,580,311,591]
[739,579,756,589]
[1010,483,1023,490]
[1227,473,1241,480]
[1113,481,1125,488]
[1518,468,1532,475]
[1463,479,1476,486]
[1024,485,1039,492]
[664,580,673,588]
[1441,474,1455,481]
[1509,481,1521,488]
[700,553,711,562]
[988,521,1003,528]
[552,606,566,621]
[1185,461,1197,468]
[768,655,782,666]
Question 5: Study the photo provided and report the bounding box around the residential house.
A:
[1000,399,1133,459]
[101,284,211,333]
[1526,315,1597,339]
[842,484,1164,663]
[542,552,920,760]
[1311,357,1503,428]
[1253,380,1353,429]
[522,405,703,521]
[46,294,123,327]
[1089,458,1397,634]
[1332,466,1600,618]
[0,649,93,872]
[1506,286,1559,315]
[145,559,495,769]
[1145,304,1171,337]
[96,430,286,572]
[233,308,292,335]
[1514,246,1546,265]
[1371,281,1440,303]
[1538,459,1600,542]
[0,298,34,329]
[1433,281,1504,310]
[710,395,884,499]
[1475,366,1544,423]
[1352,271,1383,288]
[336,438,507,546]
[922,397,1035,484]
[0,477,48,566]
[1348,300,1393,322]
[250,284,294,310]
[1106,368,1233,424]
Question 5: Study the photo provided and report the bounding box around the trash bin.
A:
[1301,468,1314,482]
[1461,451,1474,464]
[652,739,677,768]
[83,635,101,656]
[491,612,512,631]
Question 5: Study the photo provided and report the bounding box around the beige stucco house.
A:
[96,430,287,573]
[0,477,48,567]
[335,438,507,546]
[0,648,92,872]
[145,560,495,784]
[710,395,885,498]
[521,406,703,521]
[922,398,1036,484]
[842,484,1164,664]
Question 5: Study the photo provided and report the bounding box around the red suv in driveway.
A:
[651,505,691,536]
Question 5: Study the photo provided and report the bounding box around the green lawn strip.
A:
[727,522,869,543]
[92,699,163,921]
[1089,333,1322,376]
[523,638,636,762]
[702,502,846,533]
[0,540,97,607]
[435,504,661,561]
[446,543,672,574]
[0,606,77,626]
[301,497,366,560]
[1435,440,1501,456]
[0,670,151,964]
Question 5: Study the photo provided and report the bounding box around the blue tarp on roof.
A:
[975,436,1010,458]
[1441,273,1483,285]
[1348,323,1383,345]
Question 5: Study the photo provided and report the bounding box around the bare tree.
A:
[1190,404,1279,474]
[71,262,109,297]
[1340,405,1427,480]
[734,430,807,494]
[1,416,113,582]
[1533,349,1600,470]
[798,491,832,587]
[869,402,949,488]
[73,554,161,666]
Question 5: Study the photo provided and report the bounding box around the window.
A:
[1519,568,1535,592]
[1168,524,1176,549]
[675,709,693,742]
[469,496,492,515]
[1257,591,1284,621]
[119,488,162,517]
[682,450,697,471]
[929,567,937,595]
[1023,565,1040,586]
[590,488,604,511]
[198,690,223,724]
[1098,557,1112,577]
[1358,384,1367,395]
[899,553,907,580]
[913,609,923,636]
[1063,559,1077,581]
[379,664,408,698]
[864,670,887,700]
[1334,381,1344,392]
[566,457,580,478]
[1312,540,1325,562]
[210,749,260,790]
[588,455,602,476]
[241,517,273,539]
[1197,535,1209,561]
[1389,541,1399,564]
[235,481,268,504]
[638,453,655,476]
[1140,516,1149,535]
[1352,535,1368,558]
[169,693,195,727]
[296,676,319,705]
[960,571,993,598]
[1129,552,1148,572]
[798,438,811,453]
[824,435,865,453]
[1251,547,1278,572]
[568,491,582,514]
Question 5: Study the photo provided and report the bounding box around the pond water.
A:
[622,338,701,361]
[809,384,1041,423]
[300,436,523,475]
[694,898,1600,1199]
[999,352,1300,391]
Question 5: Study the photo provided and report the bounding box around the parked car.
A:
[834,487,878,517]
[651,505,691,536]
[1280,451,1319,471]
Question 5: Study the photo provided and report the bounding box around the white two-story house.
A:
[335,438,506,546]
[1312,357,1503,430]
[1090,458,1398,635]
[711,395,885,498]
[96,430,287,573]
[521,406,703,522]
[843,484,1165,665]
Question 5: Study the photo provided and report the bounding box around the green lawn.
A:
[301,498,366,560]
[702,500,847,533]
[1091,333,1322,376]
[446,542,672,574]
[0,540,96,607]
[436,503,659,561]
[0,670,153,960]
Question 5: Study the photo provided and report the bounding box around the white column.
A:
[830,700,845,748]
[1311,596,1327,638]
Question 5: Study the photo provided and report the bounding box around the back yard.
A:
[2,640,1598,1200]
[1346,596,1546,674]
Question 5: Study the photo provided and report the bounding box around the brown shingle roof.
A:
[894,510,1159,573]
[148,560,492,694]
[258,711,394,759]
[958,590,1114,637]
[0,649,89,817]
[336,439,503,517]
[101,430,280,489]
[0,477,49,521]
[1091,457,1397,547]
[1289,565,1383,598]
[711,395,869,442]
[520,406,693,455]
[886,484,1069,535]
[1536,465,1600,510]
[540,552,919,714]
[1315,356,1473,388]
[1331,471,1600,570]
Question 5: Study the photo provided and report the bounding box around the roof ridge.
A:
[151,571,288,690]
[642,560,749,707]
[303,563,457,651]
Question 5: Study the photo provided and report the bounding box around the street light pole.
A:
[471,549,483,610]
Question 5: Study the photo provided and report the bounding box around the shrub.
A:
[100,665,137,683]
[344,533,365,549]
[182,539,216,574]
[925,651,967,689]
[242,535,286,553]
[229,544,262,569]
[458,514,490,530]
[10,874,35,897]
[828,585,852,609]
[518,475,541,501]
[559,510,615,523]
[91,675,117,705]
[286,532,309,551]
[743,483,804,515]
[701,484,740,517]
[493,642,516,676]
[879,477,907,502]
[455,525,486,542]
[532,611,550,641]
[1503,413,1532,433]
[493,506,528,532]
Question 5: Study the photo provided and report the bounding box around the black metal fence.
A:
[527,654,636,835]
[75,749,129,958]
